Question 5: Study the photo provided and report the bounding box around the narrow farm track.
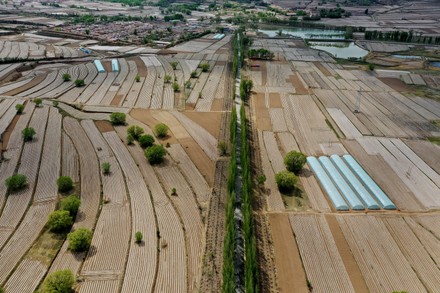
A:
[49,117,101,275]
[80,120,130,292]
[156,164,204,292]
[116,126,186,293]
[0,106,49,248]
[104,131,158,293]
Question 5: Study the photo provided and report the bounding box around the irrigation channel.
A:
[233,32,245,293]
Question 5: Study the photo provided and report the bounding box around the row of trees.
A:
[275,151,307,193]
[364,30,440,45]
[126,124,169,164]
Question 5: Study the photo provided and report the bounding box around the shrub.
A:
[284,151,307,174]
[135,231,143,243]
[57,176,73,193]
[172,82,180,92]
[170,61,178,70]
[127,134,134,145]
[171,187,176,195]
[145,144,166,164]
[68,228,93,252]
[41,270,75,293]
[53,100,59,107]
[200,63,210,72]
[22,127,36,141]
[275,171,298,192]
[102,162,111,174]
[138,134,155,148]
[184,80,191,89]
[47,210,73,232]
[127,125,144,140]
[0,286,3,293]
[135,75,140,82]
[218,140,227,155]
[75,79,85,87]
[62,73,71,82]
[60,195,81,216]
[154,123,169,138]
[257,174,266,186]
[110,112,126,125]
[5,174,27,192]
[190,70,197,78]
[368,63,375,71]
[164,74,172,83]
[15,103,24,114]
[33,98,43,107]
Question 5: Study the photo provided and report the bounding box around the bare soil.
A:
[4,74,47,96]
[268,213,308,293]
[95,120,113,133]
[325,214,369,293]
[253,93,272,131]
[269,93,282,108]
[1,113,20,151]
[130,56,148,77]
[101,61,112,72]
[378,77,413,92]
[183,111,222,139]
[110,94,124,106]
[210,98,223,111]
[289,74,308,95]
[313,61,332,76]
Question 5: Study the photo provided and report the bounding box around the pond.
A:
[259,27,345,39]
[308,41,368,59]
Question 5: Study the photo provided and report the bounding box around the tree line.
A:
[364,30,440,45]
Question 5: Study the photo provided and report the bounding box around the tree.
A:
[190,70,197,78]
[170,61,178,70]
[57,176,73,193]
[164,74,172,83]
[368,63,375,71]
[200,63,210,72]
[154,123,169,138]
[127,125,144,140]
[75,79,85,87]
[47,210,73,232]
[364,8,369,15]
[172,82,180,92]
[184,80,191,89]
[284,151,307,174]
[102,162,111,174]
[33,98,43,107]
[41,270,75,293]
[68,228,93,252]
[5,174,27,192]
[218,140,227,155]
[135,75,141,82]
[110,112,126,125]
[145,145,166,164]
[138,134,155,148]
[60,195,81,216]
[127,134,134,145]
[275,171,298,192]
[22,127,36,142]
[15,103,24,114]
[171,187,176,195]
[53,100,59,107]
[135,231,143,243]
[62,73,71,82]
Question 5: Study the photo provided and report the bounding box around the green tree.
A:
[145,145,166,164]
[170,61,178,70]
[57,176,73,193]
[127,125,144,140]
[135,75,141,82]
[47,210,73,232]
[284,151,307,174]
[60,195,81,216]
[135,231,143,243]
[275,171,298,192]
[172,82,180,92]
[190,70,197,78]
[368,63,375,71]
[5,174,27,192]
[200,63,210,72]
[102,162,111,174]
[184,80,191,89]
[164,74,172,83]
[68,228,93,252]
[15,103,24,114]
[110,112,126,125]
[127,134,134,145]
[33,98,43,107]
[138,134,155,148]
[62,73,71,82]
[154,123,169,138]
[75,79,85,87]
[41,270,75,293]
[22,127,36,142]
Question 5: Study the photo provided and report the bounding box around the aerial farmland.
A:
[0,0,440,292]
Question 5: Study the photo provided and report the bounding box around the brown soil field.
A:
[253,93,272,131]
[1,112,20,151]
[110,94,124,106]
[101,61,112,72]
[183,111,222,139]
[325,214,369,293]
[289,74,308,95]
[269,93,282,108]
[378,77,413,92]
[130,108,215,186]
[130,56,148,77]
[210,98,223,111]
[268,213,308,293]
[94,120,113,133]
[313,61,332,76]
[4,74,47,96]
